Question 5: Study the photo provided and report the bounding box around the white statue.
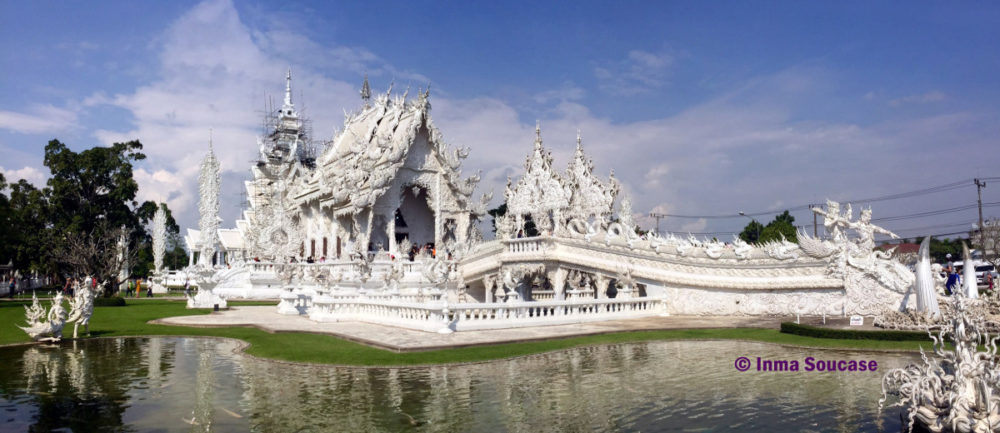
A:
[23,292,45,326]
[880,293,1000,432]
[67,279,96,338]
[19,292,68,342]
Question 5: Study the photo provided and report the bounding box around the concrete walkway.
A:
[153,306,787,352]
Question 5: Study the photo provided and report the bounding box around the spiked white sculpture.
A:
[880,292,1000,432]
[916,237,943,318]
[187,139,227,309]
[19,292,68,342]
[151,206,167,293]
[963,242,979,299]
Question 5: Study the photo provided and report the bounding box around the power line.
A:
[656,177,995,219]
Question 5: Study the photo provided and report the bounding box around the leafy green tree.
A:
[738,220,764,244]
[740,210,798,244]
[0,139,185,292]
[759,210,798,244]
[5,179,52,273]
[43,139,147,237]
[0,173,10,266]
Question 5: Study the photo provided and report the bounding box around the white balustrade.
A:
[309,296,665,332]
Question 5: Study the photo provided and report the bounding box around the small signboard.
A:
[849,315,864,326]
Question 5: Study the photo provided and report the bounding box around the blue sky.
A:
[1,0,998,239]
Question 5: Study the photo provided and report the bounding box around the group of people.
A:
[407,243,436,261]
[123,278,153,298]
[942,264,995,295]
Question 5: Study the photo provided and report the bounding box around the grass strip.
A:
[780,322,933,341]
[0,300,935,366]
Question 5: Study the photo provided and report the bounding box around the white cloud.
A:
[0,165,47,186]
[594,49,674,95]
[889,91,946,107]
[0,104,78,134]
[68,0,998,241]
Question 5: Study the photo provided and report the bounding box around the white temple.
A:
[184,73,926,330]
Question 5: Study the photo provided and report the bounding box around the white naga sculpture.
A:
[880,293,1000,432]
[20,292,68,342]
[187,139,227,309]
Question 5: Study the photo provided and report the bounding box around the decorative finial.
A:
[209,128,213,151]
[576,129,582,148]
[534,120,542,148]
[360,73,371,105]
[284,68,293,107]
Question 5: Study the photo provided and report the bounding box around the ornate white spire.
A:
[534,120,542,149]
[284,68,293,108]
[360,73,371,106]
[197,137,221,268]
[152,206,166,274]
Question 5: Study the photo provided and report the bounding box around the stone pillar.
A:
[594,274,608,299]
[549,268,567,300]
[188,250,195,267]
[484,275,495,303]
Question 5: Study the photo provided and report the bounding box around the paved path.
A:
[153,306,788,352]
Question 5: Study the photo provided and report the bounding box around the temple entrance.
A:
[396,186,435,248]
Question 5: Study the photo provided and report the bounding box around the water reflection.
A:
[0,337,921,432]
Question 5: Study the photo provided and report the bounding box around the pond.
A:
[0,337,919,432]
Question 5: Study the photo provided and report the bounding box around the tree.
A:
[4,179,52,273]
[739,210,798,245]
[759,210,798,244]
[0,139,184,292]
[51,222,137,292]
[738,220,764,244]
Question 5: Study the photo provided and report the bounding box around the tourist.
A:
[8,277,14,298]
[184,279,191,297]
[127,279,135,297]
[987,272,994,294]
[146,282,154,297]
[135,279,142,298]
[945,266,959,295]
[63,277,72,294]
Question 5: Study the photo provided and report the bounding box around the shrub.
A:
[780,322,931,341]
[94,297,127,307]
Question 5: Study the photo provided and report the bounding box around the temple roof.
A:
[289,86,478,215]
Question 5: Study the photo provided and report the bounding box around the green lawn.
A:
[0,299,933,366]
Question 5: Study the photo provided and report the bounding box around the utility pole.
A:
[649,213,667,235]
[975,178,986,251]
[809,204,818,238]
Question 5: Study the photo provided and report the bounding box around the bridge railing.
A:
[309,296,665,332]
